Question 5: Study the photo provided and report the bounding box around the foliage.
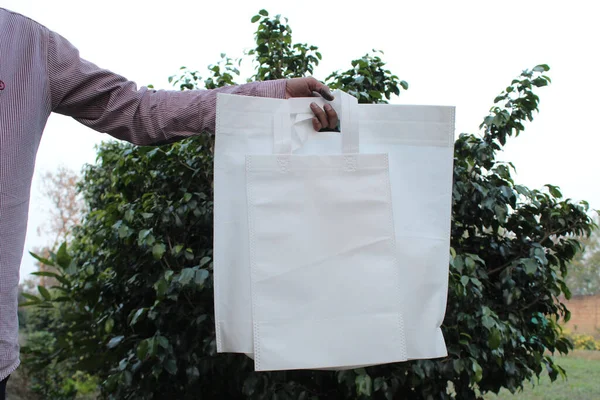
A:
[21,306,98,400]
[248,9,322,80]
[167,9,407,104]
[326,50,407,104]
[18,168,94,398]
[564,216,600,295]
[24,10,595,400]
[563,330,600,350]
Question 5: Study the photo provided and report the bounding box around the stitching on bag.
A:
[215,97,223,351]
[277,156,290,174]
[438,107,455,333]
[398,313,407,360]
[449,106,456,147]
[215,321,222,353]
[246,156,261,370]
[343,155,358,172]
[383,153,408,361]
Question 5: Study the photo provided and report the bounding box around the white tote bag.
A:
[213,90,455,370]
[245,93,407,371]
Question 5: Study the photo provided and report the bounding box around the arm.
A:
[47,30,286,145]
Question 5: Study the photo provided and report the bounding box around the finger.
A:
[307,78,334,100]
[310,102,329,130]
[323,103,338,130]
[312,117,322,131]
[315,85,334,101]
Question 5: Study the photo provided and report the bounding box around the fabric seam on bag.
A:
[215,95,223,352]
[383,153,408,361]
[245,156,262,370]
[436,106,456,328]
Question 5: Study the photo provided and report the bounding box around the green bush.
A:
[24,10,594,400]
[22,329,98,399]
[563,330,600,351]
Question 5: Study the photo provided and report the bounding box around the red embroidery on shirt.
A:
[0,80,5,90]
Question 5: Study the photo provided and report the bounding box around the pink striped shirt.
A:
[0,7,285,379]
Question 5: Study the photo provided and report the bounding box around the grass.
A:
[484,350,600,400]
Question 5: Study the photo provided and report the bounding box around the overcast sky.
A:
[2,0,598,282]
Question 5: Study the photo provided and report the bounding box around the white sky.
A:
[2,0,598,282]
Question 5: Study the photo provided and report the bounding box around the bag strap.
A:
[273,101,292,154]
[339,91,359,154]
[273,90,359,154]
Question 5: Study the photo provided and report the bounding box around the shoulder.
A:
[0,7,50,34]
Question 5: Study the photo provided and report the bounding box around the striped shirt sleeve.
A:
[46,30,286,145]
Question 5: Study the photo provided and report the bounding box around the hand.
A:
[285,77,338,131]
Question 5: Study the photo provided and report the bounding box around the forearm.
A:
[66,79,285,145]
[47,30,286,145]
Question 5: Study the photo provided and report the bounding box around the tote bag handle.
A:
[273,90,359,154]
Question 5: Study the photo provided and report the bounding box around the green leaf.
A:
[20,293,42,303]
[472,359,483,382]
[157,336,169,349]
[105,318,115,333]
[31,271,70,286]
[118,224,131,238]
[523,259,538,275]
[465,257,475,269]
[258,9,269,16]
[178,268,195,285]
[38,285,51,300]
[29,251,55,267]
[533,64,550,72]
[369,90,382,99]
[482,315,495,330]
[138,229,152,246]
[195,269,210,286]
[137,339,149,360]
[124,209,135,222]
[18,301,43,307]
[453,359,463,374]
[400,80,409,90]
[56,242,71,267]
[19,292,42,307]
[355,373,373,396]
[172,244,184,255]
[152,243,166,260]
[149,337,159,357]
[460,275,470,287]
[545,184,562,198]
[154,278,168,297]
[489,328,502,349]
[107,335,124,349]
[251,15,261,23]
[199,256,212,268]
[130,308,147,326]
[165,359,178,375]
